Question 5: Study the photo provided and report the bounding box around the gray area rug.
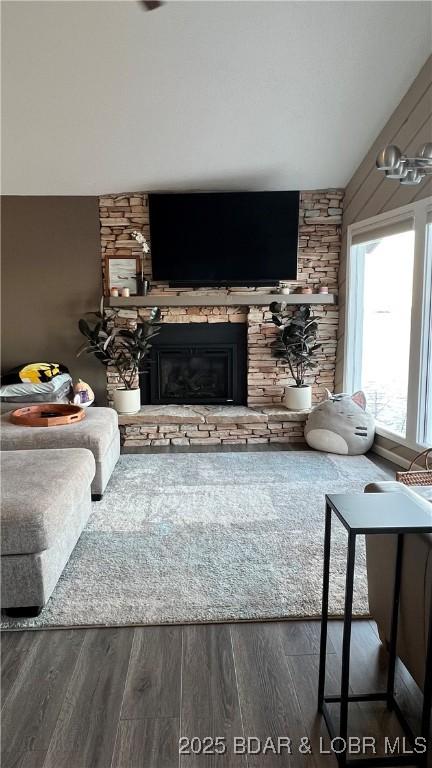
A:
[2,452,387,629]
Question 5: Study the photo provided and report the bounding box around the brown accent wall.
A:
[1,196,106,403]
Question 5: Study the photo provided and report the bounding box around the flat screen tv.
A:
[148,191,299,285]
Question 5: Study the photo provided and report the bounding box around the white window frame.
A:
[344,196,432,451]
[421,220,432,443]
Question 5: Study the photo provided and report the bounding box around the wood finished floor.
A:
[2,450,428,767]
[2,620,428,768]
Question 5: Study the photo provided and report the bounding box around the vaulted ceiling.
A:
[2,1,431,195]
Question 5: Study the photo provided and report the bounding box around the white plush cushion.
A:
[305,394,375,455]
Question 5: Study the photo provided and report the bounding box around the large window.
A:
[351,228,415,437]
[346,198,432,449]
[423,220,432,444]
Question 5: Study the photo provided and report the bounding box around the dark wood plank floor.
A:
[1,620,428,768]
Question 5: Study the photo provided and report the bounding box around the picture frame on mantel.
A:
[106,256,139,295]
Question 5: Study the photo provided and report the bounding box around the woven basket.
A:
[396,448,432,486]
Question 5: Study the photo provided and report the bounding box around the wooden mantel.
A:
[105,293,337,308]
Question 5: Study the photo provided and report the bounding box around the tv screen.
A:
[148,191,299,285]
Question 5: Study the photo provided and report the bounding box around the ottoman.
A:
[0,406,120,498]
[1,448,95,616]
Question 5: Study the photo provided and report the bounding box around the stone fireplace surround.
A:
[99,189,342,446]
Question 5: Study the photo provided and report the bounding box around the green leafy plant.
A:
[77,302,162,390]
[269,302,321,387]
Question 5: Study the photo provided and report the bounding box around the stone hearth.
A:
[118,405,309,447]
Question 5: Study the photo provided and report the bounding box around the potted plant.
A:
[77,302,161,414]
[269,302,320,410]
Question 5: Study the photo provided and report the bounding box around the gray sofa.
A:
[0,406,120,498]
[1,448,95,616]
[365,481,432,691]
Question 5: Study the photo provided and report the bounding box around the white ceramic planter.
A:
[284,385,312,411]
[113,388,141,415]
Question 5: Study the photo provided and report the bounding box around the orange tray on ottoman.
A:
[10,404,85,427]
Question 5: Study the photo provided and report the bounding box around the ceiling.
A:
[2,1,431,196]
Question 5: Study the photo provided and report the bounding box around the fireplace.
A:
[142,323,247,405]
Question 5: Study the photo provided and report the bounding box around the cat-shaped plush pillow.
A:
[304,390,375,455]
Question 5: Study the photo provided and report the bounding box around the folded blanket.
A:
[0,373,72,401]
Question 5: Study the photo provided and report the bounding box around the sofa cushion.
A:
[413,485,432,503]
[1,448,95,555]
[0,407,118,461]
[365,480,432,511]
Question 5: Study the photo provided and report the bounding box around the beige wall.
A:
[336,54,432,392]
[1,196,107,403]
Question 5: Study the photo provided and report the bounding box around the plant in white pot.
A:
[77,304,161,414]
[269,302,320,410]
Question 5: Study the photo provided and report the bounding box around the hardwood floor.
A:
[1,620,427,768]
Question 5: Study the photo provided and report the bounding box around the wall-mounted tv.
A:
[148,191,299,286]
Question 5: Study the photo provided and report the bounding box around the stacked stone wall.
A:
[99,188,342,443]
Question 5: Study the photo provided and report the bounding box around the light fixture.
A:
[385,163,407,180]
[376,142,432,185]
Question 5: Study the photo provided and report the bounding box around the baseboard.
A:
[370,443,411,469]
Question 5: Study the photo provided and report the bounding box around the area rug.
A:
[1,451,387,629]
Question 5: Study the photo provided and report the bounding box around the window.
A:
[351,229,415,437]
[423,220,432,444]
[346,198,432,449]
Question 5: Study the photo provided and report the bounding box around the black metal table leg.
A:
[339,531,356,767]
[319,493,432,768]
[387,533,404,710]
[318,502,332,712]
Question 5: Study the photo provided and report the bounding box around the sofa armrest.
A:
[365,481,432,690]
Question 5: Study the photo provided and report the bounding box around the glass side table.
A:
[318,492,432,768]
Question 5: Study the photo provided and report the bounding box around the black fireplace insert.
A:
[142,322,247,406]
